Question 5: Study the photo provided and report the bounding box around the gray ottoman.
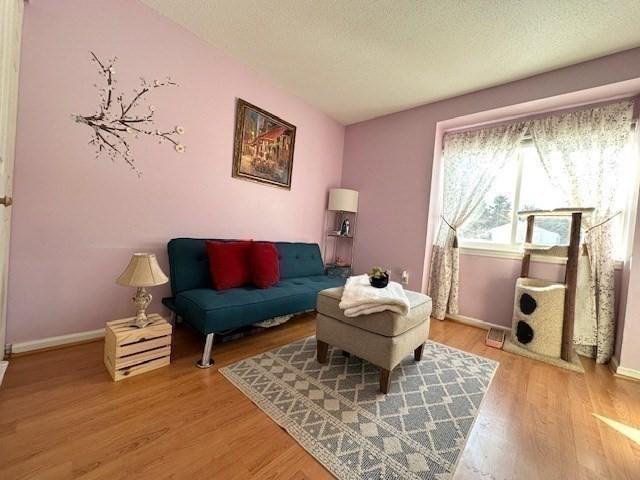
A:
[316,287,432,393]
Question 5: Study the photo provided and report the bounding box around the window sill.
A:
[459,245,624,270]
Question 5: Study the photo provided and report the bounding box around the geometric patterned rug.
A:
[221,337,498,479]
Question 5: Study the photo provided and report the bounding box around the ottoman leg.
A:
[414,343,425,361]
[380,368,391,394]
[317,340,329,363]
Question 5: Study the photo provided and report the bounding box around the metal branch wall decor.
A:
[73,52,185,176]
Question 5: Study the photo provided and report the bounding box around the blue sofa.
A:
[163,238,346,366]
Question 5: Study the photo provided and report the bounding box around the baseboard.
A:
[609,356,640,382]
[446,313,510,332]
[616,366,640,381]
[11,328,105,355]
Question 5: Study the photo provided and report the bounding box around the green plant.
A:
[369,267,388,279]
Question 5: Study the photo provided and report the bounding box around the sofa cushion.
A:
[206,240,252,290]
[168,238,214,294]
[317,287,432,337]
[174,275,345,334]
[276,243,324,279]
[251,242,280,288]
[277,275,346,289]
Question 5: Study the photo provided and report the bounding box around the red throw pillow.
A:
[206,240,253,290]
[251,242,280,288]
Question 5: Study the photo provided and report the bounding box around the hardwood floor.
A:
[1,314,638,479]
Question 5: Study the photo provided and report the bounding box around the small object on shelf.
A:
[339,218,350,236]
[335,256,349,267]
[485,327,505,349]
[116,253,169,328]
[368,266,390,288]
[104,314,171,381]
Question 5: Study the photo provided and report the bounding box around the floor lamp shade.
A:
[328,188,359,212]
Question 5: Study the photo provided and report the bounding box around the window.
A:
[458,142,633,259]
[458,158,517,245]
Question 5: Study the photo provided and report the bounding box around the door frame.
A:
[0,0,24,371]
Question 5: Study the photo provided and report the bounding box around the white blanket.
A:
[339,274,410,318]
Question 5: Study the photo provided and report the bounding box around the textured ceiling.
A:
[140,0,640,124]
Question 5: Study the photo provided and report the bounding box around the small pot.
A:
[369,273,389,288]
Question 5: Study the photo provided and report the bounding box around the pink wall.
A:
[342,48,640,369]
[457,255,622,331]
[457,256,563,326]
[7,0,345,344]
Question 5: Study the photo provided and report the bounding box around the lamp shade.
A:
[116,253,168,287]
[328,188,358,212]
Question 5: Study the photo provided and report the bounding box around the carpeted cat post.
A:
[512,278,565,357]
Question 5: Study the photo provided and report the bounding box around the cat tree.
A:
[514,207,593,363]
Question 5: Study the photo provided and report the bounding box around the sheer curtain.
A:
[428,123,528,320]
[530,99,635,363]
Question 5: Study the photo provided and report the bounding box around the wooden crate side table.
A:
[104,313,172,381]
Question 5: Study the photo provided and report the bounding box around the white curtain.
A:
[428,122,528,320]
[530,100,635,363]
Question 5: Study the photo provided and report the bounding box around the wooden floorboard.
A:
[1,314,638,479]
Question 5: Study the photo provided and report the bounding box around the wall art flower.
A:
[73,52,185,176]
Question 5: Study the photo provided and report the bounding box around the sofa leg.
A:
[317,340,329,364]
[196,333,215,368]
[414,343,425,362]
[380,368,391,394]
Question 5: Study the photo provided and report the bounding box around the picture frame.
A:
[232,99,297,189]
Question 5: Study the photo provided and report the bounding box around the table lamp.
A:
[116,253,169,328]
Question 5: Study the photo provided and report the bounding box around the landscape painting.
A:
[232,99,297,189]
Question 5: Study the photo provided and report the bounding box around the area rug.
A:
[220,337,498,480]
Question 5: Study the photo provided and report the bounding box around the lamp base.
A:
[130,314,154,329]
[128,287,153,328]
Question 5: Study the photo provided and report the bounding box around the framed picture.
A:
[232,99,297,189]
